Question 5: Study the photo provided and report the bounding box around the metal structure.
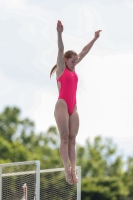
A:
[0,161,81,200]
[0,161,40,200]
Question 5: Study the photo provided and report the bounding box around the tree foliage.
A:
[76,136,130,200]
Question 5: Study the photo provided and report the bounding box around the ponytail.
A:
[50,65,57,78]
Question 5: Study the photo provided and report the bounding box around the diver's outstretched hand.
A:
[57,20,64,33]
[94,30,102,40]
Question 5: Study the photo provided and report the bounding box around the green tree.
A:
[124,157,133,200]
[77,136,129,200]
[0,106,61,169]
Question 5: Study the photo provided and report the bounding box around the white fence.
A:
[0,161,40,200]
[0,161,81,200]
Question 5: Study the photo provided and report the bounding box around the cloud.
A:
[0,0,27,11]
[0,0,57,89]
[0,0,133,157]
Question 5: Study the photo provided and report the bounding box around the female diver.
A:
[50,20,101,185]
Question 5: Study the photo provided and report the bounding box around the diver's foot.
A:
[65,167,74,185]
[71,168,78,184]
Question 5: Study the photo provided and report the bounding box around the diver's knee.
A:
[60,131,69,145]
[69,135,76,145]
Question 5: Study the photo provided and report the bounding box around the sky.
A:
[0,0,133,157]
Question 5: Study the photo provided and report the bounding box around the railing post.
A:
[77,166,81,200]
[35,161,40,200]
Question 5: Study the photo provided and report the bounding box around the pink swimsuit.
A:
[57,67,78,115]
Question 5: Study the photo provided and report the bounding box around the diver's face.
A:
[65,55,78,71]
